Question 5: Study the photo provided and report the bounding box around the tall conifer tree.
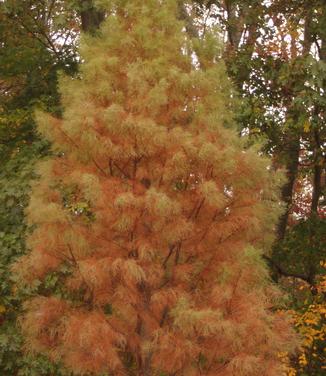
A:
[14,0,296,374]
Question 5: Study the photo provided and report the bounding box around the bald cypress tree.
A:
[14,1,296,375]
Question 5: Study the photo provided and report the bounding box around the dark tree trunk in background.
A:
[276,11,314,242]
[80,0,105,33]
[276,135,301,241]
[311,7,326,214]
[177,0,199,38]
[311,130,323,214]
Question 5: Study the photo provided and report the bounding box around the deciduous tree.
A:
[14,1,296,375]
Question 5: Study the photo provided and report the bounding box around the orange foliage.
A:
[14,0,297,374]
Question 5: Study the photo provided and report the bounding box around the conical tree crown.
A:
[14,0,295,375]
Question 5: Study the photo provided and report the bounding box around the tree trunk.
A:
[276,135,300,241]
[311,130,323,213]
[311,6,326,214]
[177,0,199,39]
[276,10,314,241]
[80,0,105,33]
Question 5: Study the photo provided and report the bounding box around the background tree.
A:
[13,0,296,375]
[0,1,100,374]
[191,0,325,246]
[190,1,325,374]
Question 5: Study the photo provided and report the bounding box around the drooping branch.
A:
[263,255,316,287]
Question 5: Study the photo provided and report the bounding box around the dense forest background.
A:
[0,0,324,375]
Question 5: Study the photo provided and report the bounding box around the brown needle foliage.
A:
[13,1,297,375]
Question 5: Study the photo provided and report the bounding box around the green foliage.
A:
[0,0,80,373]
[0,139,64,375]
[0,321,65,376]
[192,1,326,374]
[273,215,325,286]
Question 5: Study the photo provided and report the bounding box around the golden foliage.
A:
[282,273,326,375]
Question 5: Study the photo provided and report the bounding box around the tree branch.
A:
[263,255,315,286]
